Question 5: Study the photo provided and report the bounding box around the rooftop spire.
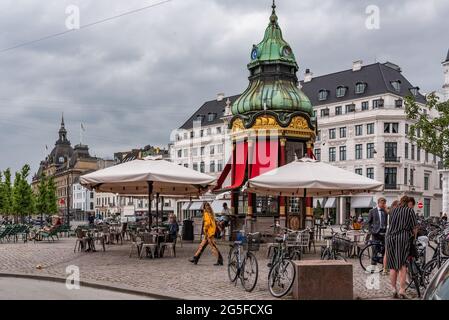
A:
[61,113,65,128]
[270,0,278,24]
[444,48,449,63]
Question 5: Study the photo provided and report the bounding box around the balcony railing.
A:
[385,156,401,163]
[384,184,398,190]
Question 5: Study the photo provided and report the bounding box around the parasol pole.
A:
[156,192,160,230]
[147,181,153,230]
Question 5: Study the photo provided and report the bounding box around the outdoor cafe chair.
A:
[159,234,176,258]
[140,232,158,259]
[74,228,88,253]
[129,233,142,258]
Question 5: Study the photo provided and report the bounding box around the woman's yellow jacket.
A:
[203,210,216,238]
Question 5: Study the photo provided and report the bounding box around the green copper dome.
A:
[232,2,313,116]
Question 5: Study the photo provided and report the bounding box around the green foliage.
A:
[36,174,48,215]
[46,176,58,215]
[405,93,449,168]
[0,168,13,215]
[10,165,35,222]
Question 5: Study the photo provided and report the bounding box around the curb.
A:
[0,272,181,300]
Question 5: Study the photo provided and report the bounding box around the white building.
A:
[72,182,95,218]
[170,60,445,223]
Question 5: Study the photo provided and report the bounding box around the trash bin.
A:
[182,219,194,241]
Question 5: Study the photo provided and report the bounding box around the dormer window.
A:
[196,115,205,122]
[409,87,419,96]
[207,113,217,122]
[336,86,347,98]
[318,89,329,101]
[59,156,65,163]
[355,82,367,94]
[391,80,401,92]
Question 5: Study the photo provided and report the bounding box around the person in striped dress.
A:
[385,195,418,299]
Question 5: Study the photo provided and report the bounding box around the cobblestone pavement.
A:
[0,237,418,300]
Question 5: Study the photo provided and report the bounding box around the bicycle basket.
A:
[332,235,352,253]
[442,236,449,257]
[244,232,261,252]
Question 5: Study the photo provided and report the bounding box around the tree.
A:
[0,172,4,214]
[46,176,58,216]
[405,93,449,214]
[36,174,48,226]
[12,165,35,223]
[1,169,13,217]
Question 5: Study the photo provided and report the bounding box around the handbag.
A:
[409,236,418,258]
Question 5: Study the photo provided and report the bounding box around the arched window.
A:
[355,82,367,94]
[318,90,328,101]
[336,86,347,98]
[391,80,401,92]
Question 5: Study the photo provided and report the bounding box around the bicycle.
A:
[267,225,298,298]
[359,233,385,273]
[227,232,260,292]
[406,238,429,298]
[340,218,369,233]
[321,228,350,261]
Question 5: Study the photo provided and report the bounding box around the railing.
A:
[384,156,401,163]
[384,184,398,190]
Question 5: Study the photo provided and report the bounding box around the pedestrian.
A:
[383,199,399,275]
[217,202,230,240]
[385,195,418,299]
[442,213,448,222]
[189,202,224,266]
[168,214,179,243]
[367,198,387,271]
[88,213,95,226]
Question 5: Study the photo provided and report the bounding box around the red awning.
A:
[213,141,248,191]
[250,139,278,178]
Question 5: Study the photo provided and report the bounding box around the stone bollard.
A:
[292,260,353,300]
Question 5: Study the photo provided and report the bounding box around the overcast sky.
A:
[0,0,448,176]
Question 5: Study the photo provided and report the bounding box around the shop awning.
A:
[189,201,204,211]
[223,140,248,190]
[350,196,375,209]
[324,197,337,208]
[250,139,278,178]
[212,200,230,213]
[181,202,191,210]
[313,198,325,208]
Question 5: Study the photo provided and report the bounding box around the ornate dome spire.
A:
[232,1,313,116]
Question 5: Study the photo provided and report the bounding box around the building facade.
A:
[32,116,100,221]
[301,60,443,222]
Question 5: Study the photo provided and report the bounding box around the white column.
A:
[440,170,449,215]
[338,197,346,225]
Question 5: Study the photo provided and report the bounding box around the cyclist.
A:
[367,197,388,271]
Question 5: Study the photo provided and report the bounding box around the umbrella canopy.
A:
[247,158,383,197]
[80,156,216,196]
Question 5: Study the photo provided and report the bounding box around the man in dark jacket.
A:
[368,197,388,266]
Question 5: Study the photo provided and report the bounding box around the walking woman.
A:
[385,195,418,299]
[189,202,224,266]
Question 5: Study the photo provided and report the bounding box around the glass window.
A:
[384,123,390,133]
[367,143,375,159]
[339,146,347,161]
[193,163,198,171]
[367,123,375,134]
[384,168,397,189]
[200,130,204,137]
[392,123,399,133]
[385,142,398,161]
[336,86,347,97]
[345,104,355,113]
[206,128,212,135]
[339,127,347,138]
[192,148,198,157]
[367,168,374,179]
[216,127,222,134]
[210,161,215,173]
[318,90,328,101]
[411,145,415,160]
[424,174,430,191]
[329,129,336,139]
[410,168,414,186]
[361,101,369,110]
[329,147,336,162]
[200,162,205,173]
[355,144,362,160]
[417,147,421,161]
[355,82,366,94]
[425,151,429,163]
[373,99,384,109]
[183,149,188,157]
[217,161,223,172]
[208,113,216,121]
[314,149,321,161]
[404,168,408,186]
[217,144,223,154]
[320,108,330,117]
[405,143,409,159]
[316,130,321,141]
[440,174,443,189]
[210,146,215,155]
[184,163,188,168]
[177,150,182,158]
[405,124,409,134]
[355,125,363,136]
[395,99,403,108]
[201,147,205,156]
[391,81,401,92]
[355,168,363,175]
[335,106,342,115]
[410,87,419,96]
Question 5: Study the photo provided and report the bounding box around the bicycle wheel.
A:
[407,260,421,298]
[321,247,331,260]
[240,252,258,292]
[340,224,348,233]
[359,244,383,273]
[268,259,296,298]
[423,258,438,286]
[227,246,239,283]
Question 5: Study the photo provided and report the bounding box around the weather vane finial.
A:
[272,0,276,12]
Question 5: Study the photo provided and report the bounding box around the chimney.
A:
[304,69,313,82]
[352,60,363,71]
[217,93,225,101]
